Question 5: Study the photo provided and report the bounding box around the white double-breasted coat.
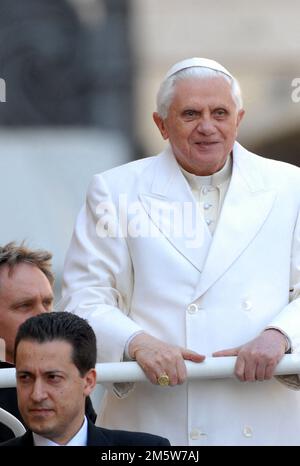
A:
[62,142,300,445]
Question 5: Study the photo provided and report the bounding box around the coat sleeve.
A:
[60,173,143,363]
[268,205,300,350]
[267,204,300,389]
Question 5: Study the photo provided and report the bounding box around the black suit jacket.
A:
[0,362,97,442]
[0,419,170,446]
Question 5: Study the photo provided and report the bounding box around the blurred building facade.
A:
[0,0,133,293]
[0,0,133,137]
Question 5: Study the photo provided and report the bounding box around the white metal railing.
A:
[0,408,26,436]
[1,354,300,388]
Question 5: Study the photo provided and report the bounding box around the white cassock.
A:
[61,141,300,445]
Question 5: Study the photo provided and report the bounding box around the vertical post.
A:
[0,78,6,102]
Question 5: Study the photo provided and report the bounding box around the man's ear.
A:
[0,338,5,361]
[236,108,245,128]
[83,368,97,396]
[153,112,169,140]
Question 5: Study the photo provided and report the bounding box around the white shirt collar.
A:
[33,416,88,446]
[180,154,232,189]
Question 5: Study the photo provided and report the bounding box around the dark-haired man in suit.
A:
[0,312,170,446]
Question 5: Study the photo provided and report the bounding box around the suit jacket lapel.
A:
[18,430,34,446]
[87,420,109,446]
[139,146,212,273]
[16,422,108,446]
[193,142,277,299]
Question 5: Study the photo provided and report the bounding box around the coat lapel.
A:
[18,430,34,445]
[139,146,212,273]
[87,420,109,446]
[193,142,277,299]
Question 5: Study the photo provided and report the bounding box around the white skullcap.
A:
[164,57,233,81]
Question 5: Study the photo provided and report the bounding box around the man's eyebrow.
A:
[42,295,54,302]
[10,297,35,308]
[16,370,32,376]
[11,294,53,308]
[180,107,201,114]
[17,370,66,376]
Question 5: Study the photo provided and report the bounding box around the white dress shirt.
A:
[33,415,88,446]
[180,154,232,235]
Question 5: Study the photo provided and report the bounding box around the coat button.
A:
[243,426,253,438]
[187,303,199,314]
[242,299,252,311]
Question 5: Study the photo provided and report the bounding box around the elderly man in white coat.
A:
[60,57,300,446]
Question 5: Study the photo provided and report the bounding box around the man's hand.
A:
[212,329,287,382]
[129,333,205,385]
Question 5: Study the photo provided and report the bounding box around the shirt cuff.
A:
[123,330,145,361]
[264,326,291,353]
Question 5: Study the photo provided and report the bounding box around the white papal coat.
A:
[61,142,300,445]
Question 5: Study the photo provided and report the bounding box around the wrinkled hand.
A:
[212,329,287,382]
[129,333,205,385]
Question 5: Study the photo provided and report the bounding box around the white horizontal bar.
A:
[95,354,300,383]
[0,368,17,388]
[1,354,300,388]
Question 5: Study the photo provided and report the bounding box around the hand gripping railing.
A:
[1,354,300,388]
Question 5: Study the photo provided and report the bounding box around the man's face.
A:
[16,340,96,445]
[0,263,53,362]
[153,76,245,175]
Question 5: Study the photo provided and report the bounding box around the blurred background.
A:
[0,0,300,297]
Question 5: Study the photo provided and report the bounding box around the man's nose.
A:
[30,380,47,402]
[196,117,216,135]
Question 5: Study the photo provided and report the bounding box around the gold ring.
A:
[157,374,170,386]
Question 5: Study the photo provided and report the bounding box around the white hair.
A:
[156,67,243,119]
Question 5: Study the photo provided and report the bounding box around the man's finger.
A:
[235,356,246,381]
[175,359,188,385]
[182,349,205,362]
[244,360,257,382]
[212,347,240,357]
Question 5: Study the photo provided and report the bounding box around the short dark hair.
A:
[15,312,97,376]
[0,241,54,287]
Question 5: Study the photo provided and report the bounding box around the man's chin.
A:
[26,413,55,431]
[29,421,49,432]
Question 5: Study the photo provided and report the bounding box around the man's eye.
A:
[43,300,53,308]
[48,374,62,382]
[18,374,30,382]
[14,303,33,312]
[215,109,226,117]
[183,110,196,117]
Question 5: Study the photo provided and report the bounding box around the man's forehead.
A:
[17,340,73,366]
[172,77,235,103]
[0,263,53,294]
[0,263,35,283]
